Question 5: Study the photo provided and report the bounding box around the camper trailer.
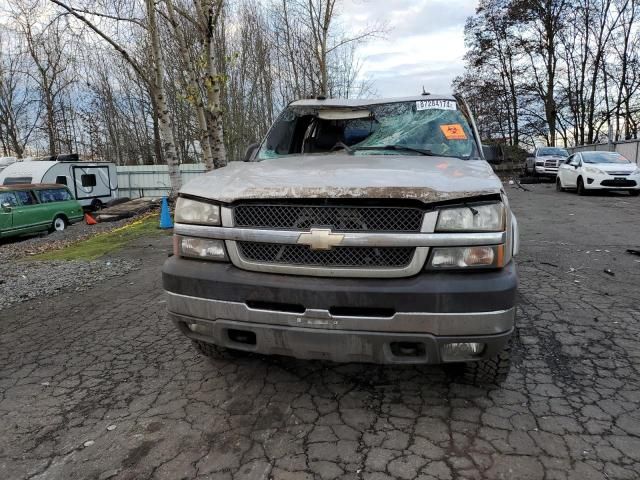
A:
[0,157,17,174]
[0,158,117,210]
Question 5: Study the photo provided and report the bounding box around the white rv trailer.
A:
[0,157,17,174]
[0,159,117,209]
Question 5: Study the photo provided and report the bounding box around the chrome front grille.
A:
[544,160,558,168]
[234,204,423,232]
[237,242,415,268]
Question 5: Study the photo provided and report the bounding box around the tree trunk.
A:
[146,0,181,194]
[43,81,56,155]
[206,4,227,168]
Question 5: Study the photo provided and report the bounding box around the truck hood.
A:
[180,154,503,204]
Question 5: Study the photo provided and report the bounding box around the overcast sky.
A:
[340,0,476,97]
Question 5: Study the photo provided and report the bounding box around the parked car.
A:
[524,147,569,177]
[0,156,117,210]
[162,94,519,384]
[557,151,640,196]
[0,184,84,239]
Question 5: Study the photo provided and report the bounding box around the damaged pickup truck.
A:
[162,95,519,384]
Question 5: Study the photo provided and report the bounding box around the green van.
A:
[0,184,84,239]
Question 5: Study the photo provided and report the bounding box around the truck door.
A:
[14,189,47,233]
[0,191,17,236]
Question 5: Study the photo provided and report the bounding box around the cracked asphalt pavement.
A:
[2,183,640,480]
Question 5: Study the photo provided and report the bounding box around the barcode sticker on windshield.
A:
[416,100,457,111]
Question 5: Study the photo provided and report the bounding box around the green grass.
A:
[32,214,168,261]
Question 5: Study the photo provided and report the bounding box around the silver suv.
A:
[162,95,519,384]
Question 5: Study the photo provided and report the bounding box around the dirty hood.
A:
[181,155,503,203]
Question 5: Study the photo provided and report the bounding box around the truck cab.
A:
[162,95,519,384]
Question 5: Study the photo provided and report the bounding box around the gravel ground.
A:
[0,259,140,311]
[0,215,153,310]
[0,216,149,263]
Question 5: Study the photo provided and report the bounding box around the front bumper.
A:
[584,173,639,190]
[535,165,558,176]
[162,257,517,364]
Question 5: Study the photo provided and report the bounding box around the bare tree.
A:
[49,0,183,193]
[0,31,40,157]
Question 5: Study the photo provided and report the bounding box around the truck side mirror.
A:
[243,143,259,162]
[1,202,12,212]
[482,145,502,165]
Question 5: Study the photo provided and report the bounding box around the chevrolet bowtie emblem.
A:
[297,228,345,250]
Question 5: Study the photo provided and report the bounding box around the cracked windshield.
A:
[258,99,479,160]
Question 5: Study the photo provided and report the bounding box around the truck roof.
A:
[289,94,457,108]
[0,183,66,191]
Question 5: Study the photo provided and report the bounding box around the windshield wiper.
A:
[350,145,437,156]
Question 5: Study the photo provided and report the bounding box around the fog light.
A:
[187,322,214,336]
[429,245,504,269]
[441,342,485,361]
[178,236,227,261]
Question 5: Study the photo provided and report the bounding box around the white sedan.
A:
[557,151,640,196]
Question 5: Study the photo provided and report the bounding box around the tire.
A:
[629,190,640,197]
[577,177,587,196]
[463,344,512,385]
[192,340,246,360]
[556,177,564,192]
[50,216,67,233]
[445,339,512,386]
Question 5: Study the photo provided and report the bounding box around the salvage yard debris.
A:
[96,197,160,222]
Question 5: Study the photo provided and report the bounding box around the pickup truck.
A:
[524,147,569,178]
[162,95,519,384]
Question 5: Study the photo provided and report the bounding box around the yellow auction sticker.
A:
[440,124,467,140]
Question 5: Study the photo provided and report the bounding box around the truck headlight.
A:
[429,245,505,269]
[175,236,227,261]
[436,203,505,232]
[175,197,220,225]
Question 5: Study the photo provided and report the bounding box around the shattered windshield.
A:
[257,99,480,161]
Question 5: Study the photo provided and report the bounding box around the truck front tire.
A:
[445,338,512,385]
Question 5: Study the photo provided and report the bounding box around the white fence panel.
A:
[616,141,640,164]
[568,139,640,165]
[117,164,207,198]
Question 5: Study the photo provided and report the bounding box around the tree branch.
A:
[47,0,148,85]
[61,7,146,29]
